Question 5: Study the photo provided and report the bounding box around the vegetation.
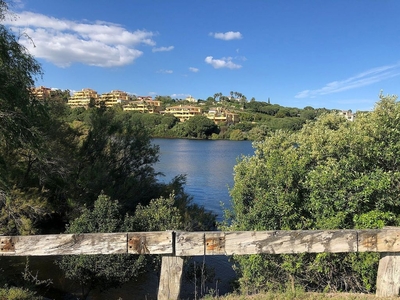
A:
[0,2,215,298]
[0,286,43,300]
[202,291,396,300]
[223,94,400,294]
[4,0,398,298]
[141,97,332,140]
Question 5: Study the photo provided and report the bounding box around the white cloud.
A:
[189,67,199,73]
[204,56,242,69]
[171,93,190,98]
[157,69,173,74]
[295,63,400,98]
[152,46,174,52]
[4,11,156,67]
[209,31,243,41]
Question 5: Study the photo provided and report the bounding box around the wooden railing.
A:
[2,229,400,299]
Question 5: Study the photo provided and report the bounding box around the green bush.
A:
[224,94,400,293]
[0,286,42,300]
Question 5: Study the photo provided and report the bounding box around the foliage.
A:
[183,115,219,139]
[0,286,43,300]
[127,194,183,231]
[158,175,217,231]
[229,129,246,141]
[72,108,161,211]
[0,188,49,235]
[247,125,270,141]
[57,190,214,299]
[224,94,400,293]
[56,194,147,299]
[0,2,67,235]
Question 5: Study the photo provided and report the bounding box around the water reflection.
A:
[154,139,254,219]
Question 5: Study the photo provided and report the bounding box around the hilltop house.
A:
[164,105,202,122]
[68,88,99,108]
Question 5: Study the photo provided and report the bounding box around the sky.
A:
[4,0,400,111]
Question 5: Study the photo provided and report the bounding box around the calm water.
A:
[153,138,255,220]
[152,138,255,298]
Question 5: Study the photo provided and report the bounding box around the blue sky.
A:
[4,0,400,111]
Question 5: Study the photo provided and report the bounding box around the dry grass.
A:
[202,291,398,300]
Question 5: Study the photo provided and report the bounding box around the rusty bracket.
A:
[206,236,225,254]
[128,234,150,254]
[0,238,15,252]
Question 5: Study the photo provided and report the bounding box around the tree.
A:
[57,189,215,299]
[224,94,400,293]
[56,194,147,299]
[72,108,161,211]
[0,1,74,235]
[213,92,222,102]
[229,129,245,141]
[206,96,215,103]
[183,115,219,139]
[0,1,42,158]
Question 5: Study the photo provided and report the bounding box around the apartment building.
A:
[185,95,197,103]
[123,99,161,113]
[225,111,240,124]
[340,110,356,121]
[136,96,153,101]
[165,105,202,122]
[68,88,99,108]
[31,86,51,101]
[205,107,240,125]
[99,90,130,108]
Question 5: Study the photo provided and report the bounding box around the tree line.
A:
[85,97,335,141]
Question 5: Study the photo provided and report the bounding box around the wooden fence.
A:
[2,229,400,299]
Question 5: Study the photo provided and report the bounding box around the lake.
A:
[153,138,255,220]
[151,138,255,298]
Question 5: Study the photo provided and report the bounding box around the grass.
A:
[202,291,397,300]
[200,285,398,300]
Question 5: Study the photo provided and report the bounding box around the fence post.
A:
[157,255,184,300]
[376,252,400,297]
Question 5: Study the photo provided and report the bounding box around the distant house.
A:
[31,86,51,101]
[68,88,99,108]
[340,110,356,121]
[99,90,130,107]
[124,99,161,113]
[225,111,240,124]
[137,96,153,101]
[205,107,240,125]
[165,105,202,122]
[185,95,197,103]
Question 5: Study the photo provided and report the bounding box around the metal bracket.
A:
[206,236,225,254]
[128,235,150,254]
[0,238,15,252]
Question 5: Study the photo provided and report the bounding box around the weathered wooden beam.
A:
[0,231,174,256]
[222,230,358,255]
[175,231,205,256]
[3,229,400,257]
[128,231,173,255]
[175,230,359,256]
[359,229,400,252]
[0,233,127,256]
[157,256,184,300]
[376,252,400,297]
